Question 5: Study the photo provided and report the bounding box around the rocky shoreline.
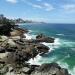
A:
[0,25,71,75]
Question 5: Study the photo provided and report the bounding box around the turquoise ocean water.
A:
[19,23,75,75]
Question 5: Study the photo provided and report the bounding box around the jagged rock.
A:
[21,67,30,74]
[0,66,9,74]
[6,48,16,52]
[38,63,61,72]
[31,63,70,75]
[59,68,69,75]
[0,47,6,53]
[36,34,54,43]
[15,28,28,33]
[35,44,49,54]
[10,28,28,37]
[5,51,31,65]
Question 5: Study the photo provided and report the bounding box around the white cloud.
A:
[22,0,54,11]
[63,4,75,12]
[43,3,54,11]
[6,0,17,3]
[25,2,42,9]
[32,3,54,11]
[36,0,42,2]
[43,3,51,7]
[32,4,42,9]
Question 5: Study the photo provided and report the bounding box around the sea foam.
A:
[42,38,61,52]
[56,34,64,36]
[57,61,75,75]
[27,37,61,65]
[25,31,75,75]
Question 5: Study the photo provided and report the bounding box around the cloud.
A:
[6,0,17,3]
[43,3,54,11]
[22,0,54,11]
[25,1,42,9]
[63,4,75,13]
[32,3,54,11]
[43,3,51,7]
[36,0,42,2]
[32,4,42,9]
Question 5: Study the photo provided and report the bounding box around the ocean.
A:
[19,23,75,75]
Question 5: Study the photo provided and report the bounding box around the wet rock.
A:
[36,34,54,43]
[38,63,61,72]
[35,44,49,54]
[59,68,69,75]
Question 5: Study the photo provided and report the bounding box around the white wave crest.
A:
[56,34,64,36]
[42,38,61,52]
[27,54,42,65]
[24,33,36,40]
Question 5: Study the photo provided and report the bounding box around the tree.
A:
[0,14,15,36]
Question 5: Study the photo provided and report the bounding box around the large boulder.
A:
[35,44,49,54]
[31,63,70,75]
[5,51,32,65]
[36,34,54,43]
[38,63,61,72]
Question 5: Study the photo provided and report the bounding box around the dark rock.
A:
[0,47,6,53]
[5,51,31,65]
[59,68,69,75]
[5,43,17,52]
[6,48,16,52]
[35,44,49,54]
[0,60,5,64]
[38,63,61,72]
[36,34,54,43]
[31,63,70,75]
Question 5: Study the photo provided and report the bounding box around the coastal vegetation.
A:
[0,14,15,36]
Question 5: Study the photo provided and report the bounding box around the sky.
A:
[0,0,75,23]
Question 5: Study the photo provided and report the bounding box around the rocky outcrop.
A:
[35,44,49,55]
[0,25,71,75]
[31,63,70,75]
[36,34,54,43]
[10,28,28,38]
